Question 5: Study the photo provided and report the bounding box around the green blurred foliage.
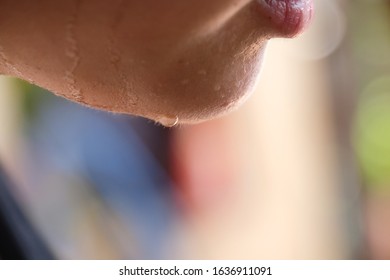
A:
[11,78,52,125]
[355,76,390,192]
[352,0,390,193]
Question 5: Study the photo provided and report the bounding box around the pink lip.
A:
[256,0,314,37]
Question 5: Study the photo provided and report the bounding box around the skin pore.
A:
[0,0,313,125]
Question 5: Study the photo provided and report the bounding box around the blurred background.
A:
[1,0,390,259]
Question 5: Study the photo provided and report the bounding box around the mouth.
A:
[256,0,314,37]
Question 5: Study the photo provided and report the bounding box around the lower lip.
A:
[256,0,314,37]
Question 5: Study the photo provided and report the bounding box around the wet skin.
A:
[0,0,313,125]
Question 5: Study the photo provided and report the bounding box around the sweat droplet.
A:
[158,116,179,128]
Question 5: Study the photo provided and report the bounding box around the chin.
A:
[142,48,266,126]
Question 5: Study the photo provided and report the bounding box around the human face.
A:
[0,0,313,125]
